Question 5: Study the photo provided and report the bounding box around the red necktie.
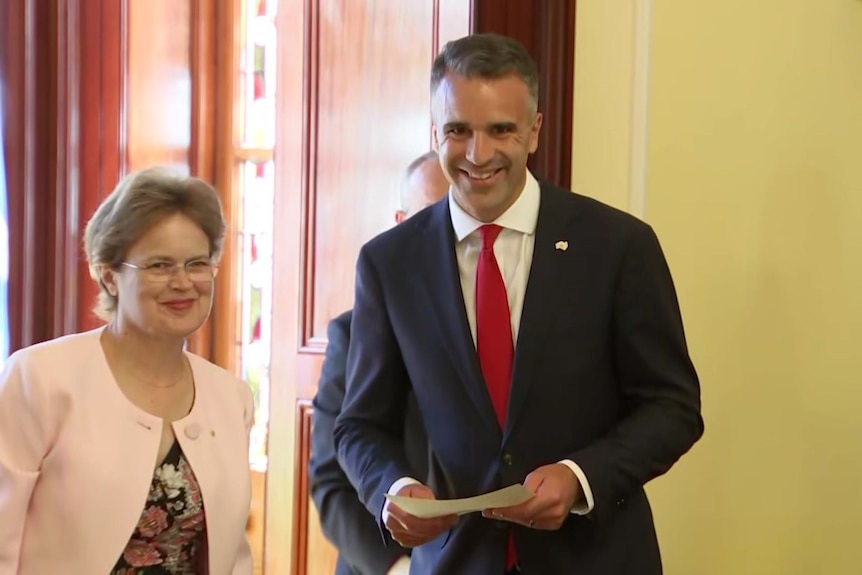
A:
[475,224,517,571]
[476,224,513,425]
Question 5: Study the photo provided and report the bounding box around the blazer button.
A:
[502,453,513,467]
[185,423,201,440]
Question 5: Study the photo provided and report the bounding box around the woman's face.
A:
[101,213,215,341]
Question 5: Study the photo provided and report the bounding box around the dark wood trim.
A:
[298,0,320,354]
[78,0,104,332]
[211,0,241,374]
[291,0,321,569]
[429,0,441,150]
[472,0,576,190]
[293,400,314,575]
[267,0,311,568]
[533,0,576,191]
[191,0,217,206]
[76,0,128,333]
[1,0,130,352]
[2,0,57,351]
[187,0,219,361]
[24,0,54,344]
[54,0,81,336]
[98,0,128,192]
[431,0,441,62]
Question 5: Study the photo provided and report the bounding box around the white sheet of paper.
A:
[384,484,533,519]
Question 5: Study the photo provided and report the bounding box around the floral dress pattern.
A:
[112,440,208,574]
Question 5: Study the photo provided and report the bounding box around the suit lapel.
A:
[419,201,501,436]
[504,185,581,444]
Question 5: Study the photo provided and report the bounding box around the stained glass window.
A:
[238,0,276,471]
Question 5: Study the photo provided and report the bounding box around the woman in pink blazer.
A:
[0,167,254,574]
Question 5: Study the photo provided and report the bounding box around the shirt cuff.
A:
[382,476,421,524]
[386,555,411,575]
[558,459,595,515]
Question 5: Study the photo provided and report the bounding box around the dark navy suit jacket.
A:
[310,310,429,575]
[334,183,703,574]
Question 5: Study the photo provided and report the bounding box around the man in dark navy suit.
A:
[334,33,703,575]
[309,151,450,575]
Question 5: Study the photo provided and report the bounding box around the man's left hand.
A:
[483,463,582,530]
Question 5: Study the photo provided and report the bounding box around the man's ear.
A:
[431,124,440,150]
[528,112,543,154]
[394,210,407,224]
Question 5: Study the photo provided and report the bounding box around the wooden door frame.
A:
[2,0,57,350]
[1,0,127,352]
[473,0,577,190]
[263,1,578,573]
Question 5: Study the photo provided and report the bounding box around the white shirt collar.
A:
[448,170,540,242]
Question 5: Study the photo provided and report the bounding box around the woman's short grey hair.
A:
[431,33,539,113]
[83,166,226,320]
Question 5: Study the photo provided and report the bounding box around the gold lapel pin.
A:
[555,241,569,251]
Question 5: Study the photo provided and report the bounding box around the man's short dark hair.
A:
[431,33,539,112]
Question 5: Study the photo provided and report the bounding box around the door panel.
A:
[473,0,577,189]
[127,0,193,172]
[308,0,439,342]
[268,1,470,572]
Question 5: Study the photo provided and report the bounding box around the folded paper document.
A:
[384,484,533,518]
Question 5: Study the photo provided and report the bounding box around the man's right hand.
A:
[385,484,458,548]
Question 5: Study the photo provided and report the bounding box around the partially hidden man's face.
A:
[396,159,451,223]
[432,72,542,223]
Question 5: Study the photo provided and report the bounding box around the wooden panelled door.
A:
[262,0,577,572]
[265,1,471,573]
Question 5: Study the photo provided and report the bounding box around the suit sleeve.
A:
[333,247,414,527]
[0,351,56,572]
[310,312,407,573]
[571,223,704,520]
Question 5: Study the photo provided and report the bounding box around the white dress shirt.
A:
[384,171,594,536]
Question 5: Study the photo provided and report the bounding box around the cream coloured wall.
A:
[571,1,862,573]
[571,1,636,211]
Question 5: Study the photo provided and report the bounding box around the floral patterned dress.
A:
[112,440,208,574]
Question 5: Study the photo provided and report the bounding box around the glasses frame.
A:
[119,259,219,283]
